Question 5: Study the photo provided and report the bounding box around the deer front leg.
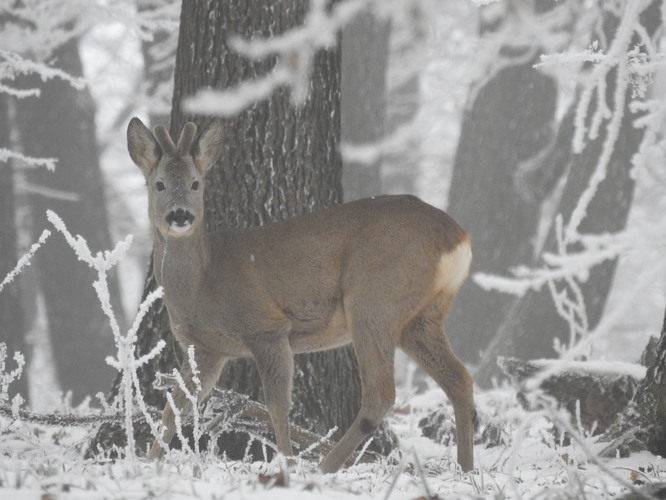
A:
[147,346,226,459]
[319,319,397,473]
[247,333,294,457]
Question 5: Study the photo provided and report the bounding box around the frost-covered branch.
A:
[184,0,371,116]
[106,287,165,459]
[477,0,665,366]
[0,229,51,294]
[45,210,168,459]
[0,400,160,427]
[0,149,58,172]
[0,50,86,97]
[149,345,203,459]
[0,344,25,413]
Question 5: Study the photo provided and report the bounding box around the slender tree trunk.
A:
[340,9,389,201]
[97,0,392,461]
[13,38,124,404]
[476,1,662,386]
[446,0,560,365]
[0,95,28,401]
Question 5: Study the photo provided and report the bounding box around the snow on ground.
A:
[1,382,663,500]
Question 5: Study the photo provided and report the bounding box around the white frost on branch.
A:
[475,225,633,296]
[184,0,371,116]
[0,344,25,411]
[164,345,203,458]
[479,0,665,366]
[0,149,58,172]
[0,50,86,97]
[0,229,51,294]
[524,358,647,392]
[46,210,168,459]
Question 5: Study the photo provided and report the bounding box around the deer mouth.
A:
[166,208,195,233]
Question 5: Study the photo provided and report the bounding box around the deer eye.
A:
[191,181,200,191]
[156,181,165,191]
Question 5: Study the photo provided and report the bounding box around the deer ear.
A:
[127,117,161,176]
[192,119,223,173]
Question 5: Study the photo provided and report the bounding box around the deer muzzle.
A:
[166,208,195,233]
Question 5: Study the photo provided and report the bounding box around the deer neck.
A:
[152,227,212,307]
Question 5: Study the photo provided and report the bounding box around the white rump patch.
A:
[433,239,472,293]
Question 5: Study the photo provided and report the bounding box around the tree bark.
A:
[340,9,389,201]
[602,307,666,458]
[97,0,392,461]
[475,1,661,386]
[446,0,560,365]
[0,94,28,401]
[13,38,123,404]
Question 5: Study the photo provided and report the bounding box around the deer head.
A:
[127,117,223,237]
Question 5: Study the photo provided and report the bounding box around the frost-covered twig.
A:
[0,344,25,412]
[524,390,648,499]
[156,345,203,458]
[0,400,160,427]
[0,149,57,172]
[0,50,86,97]
[0,229,51,294]
[184,0,370,115]
[46,210,168,459]
[474,226,633,298]
[106,287,165,459]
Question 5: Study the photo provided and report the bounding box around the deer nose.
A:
[166,208,194,227]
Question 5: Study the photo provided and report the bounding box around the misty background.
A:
[1,0,664,412]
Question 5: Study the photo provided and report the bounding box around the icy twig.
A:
[46,210,168,459]
[163,345,202,457]
[0,229,51,294]
[0,149,57,171]
[184,0,370,115]
[0,50,86,96]
[0,344,25,409]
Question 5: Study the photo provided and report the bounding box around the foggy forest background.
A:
[1,0,666,499]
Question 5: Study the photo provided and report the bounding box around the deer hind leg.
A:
[147,347,226,459]
[399,295,475,472]
[319,312,397,473]
[247,333,294,457]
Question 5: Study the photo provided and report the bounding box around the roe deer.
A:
[128,117,475,473]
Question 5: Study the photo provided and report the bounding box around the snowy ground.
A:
[1,381,663,500]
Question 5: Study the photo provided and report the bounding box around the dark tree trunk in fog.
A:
[98,0,391,461]
[340,9,389,201]
[476,2,661,387]
[0,95,28,401]
[445,0,560,365]
[13,38,123,404]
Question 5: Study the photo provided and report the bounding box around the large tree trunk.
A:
[445,0,560,365]
[0,95,28,401]
[340,9,389,201]
[476,1,661,386]
[13,38,123,404]
[97,0,391,461]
